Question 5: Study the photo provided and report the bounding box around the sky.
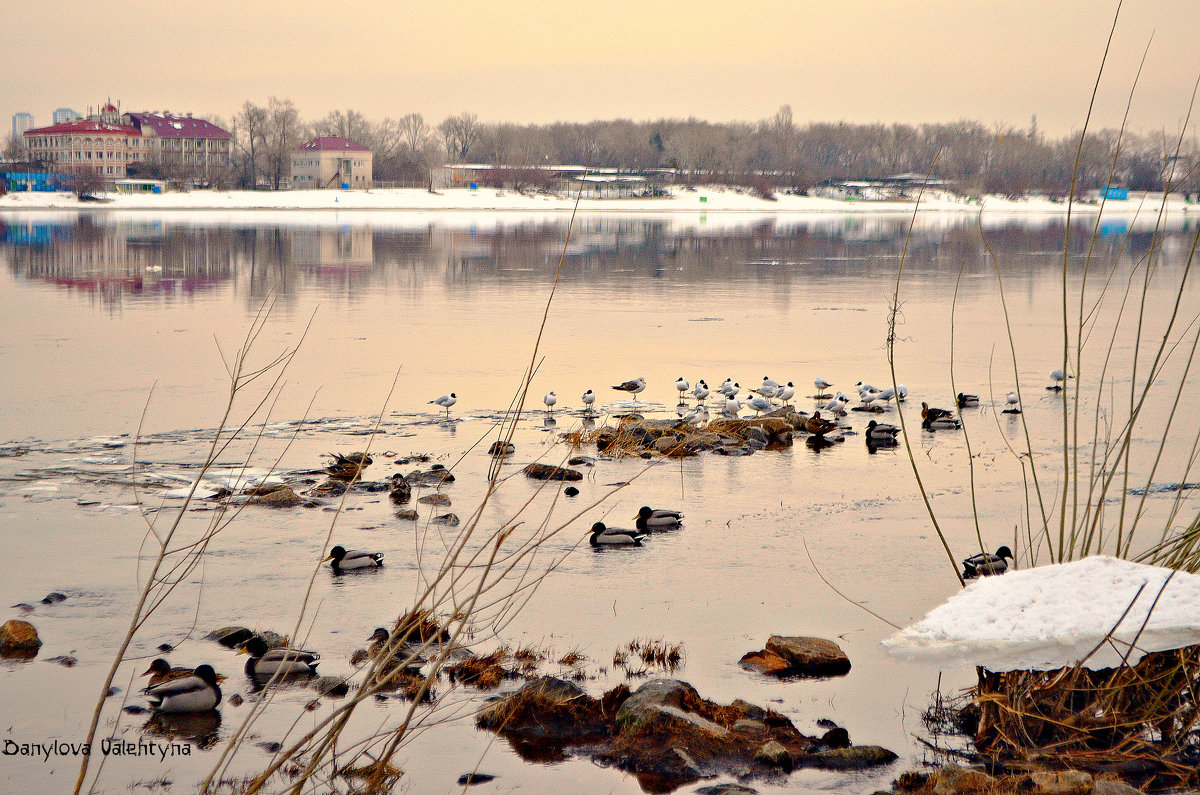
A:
[4,0,1199,139]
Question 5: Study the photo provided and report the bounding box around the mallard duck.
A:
[612,377,647,399]
[145,664,222,713]
[962,546,1015,578]
[142,658,227,688]
[588,521,646,546]
[325,452,372,481]
[921,402,954,423]
[865,420,901,441]
[956,392,979,408]
[635,505,684,531]
[238,636,320,677]
[805,411,838,437]
[325,545,384,573]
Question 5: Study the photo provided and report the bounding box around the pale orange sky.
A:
[4,0,1198,138]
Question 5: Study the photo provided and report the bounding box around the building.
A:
[291,137,372,189]
[123,111,232,180]
[11,113,34,139]
[53,108,83,125]
[23,117,145,179]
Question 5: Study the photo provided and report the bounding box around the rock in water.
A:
[456,772,497,786]
[0,619,42,652]
[764,636,851,676]
[248,486,302,508]
[523,463,583,481]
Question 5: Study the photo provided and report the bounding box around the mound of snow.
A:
[883,556,1200,671]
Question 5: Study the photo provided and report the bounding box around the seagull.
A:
[723,395,743,416]
[1048,369,1073,391]
[429,393,457,416]
[962,546,1014,578]
[1004,391,1021,413]
[692,381,710,402]
[746,394,773,416]
[877,386,896,405]
[775,382,795,406]
[675,377,690,403]
[855,381,876,393]
[612,377,647,399]
[759,376,780,392]
[543,391,557,413]
[822,392,850,415]
[581,389,596,411]
[681,405,709,425]
[896,384,908,401]
[858,386,880,406]
[724,382,741,398]
[814,377,833,395]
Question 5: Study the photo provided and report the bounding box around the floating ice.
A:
[883,556,1200,671]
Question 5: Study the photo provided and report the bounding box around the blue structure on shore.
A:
[2,172,66,192]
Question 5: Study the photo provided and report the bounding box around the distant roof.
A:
[126,112,231,140]
[25,120,141,136]
[298,136,370,152]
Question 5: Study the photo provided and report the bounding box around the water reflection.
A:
[3,212,1195,313]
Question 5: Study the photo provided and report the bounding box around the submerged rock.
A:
[247,486,302,508]
[395,508,420,521]
[311,676,351,697]
[206,626,254,647]
[418,494,452,506]
[740,637,851,678]
[456,772,497,786]
[523,463,583,481]
[41,592,68,605]
[431,513,460,526]
[488,441,516,457]
[406,465,455,487]
[0,619,43,652]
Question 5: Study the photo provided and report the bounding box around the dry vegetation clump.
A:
[446,649,515,690]
[959,647,1200,789]
[615,639,685,672]
[564,412,803,460]
[557,649,585,667]
[476,678,624,740]
[391,608,452,645]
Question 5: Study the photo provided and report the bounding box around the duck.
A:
[588,521,646,546]
[805,411,838,437]
[962,546,1015,578]
[865,419,901,441]
[635,505,684,531]
[429,393,457,416]
[141,658,227,688]
[774,382,795,405]
[543,391,557,413]
[325,452,372,481]
[238,636,321,677]
[921,402,955,424]
[366,628,426,671]
[956,392,980,408]
[145,664,222,713]
[675,377,690,402]
[612,377,647,399]
[325,545,385,573]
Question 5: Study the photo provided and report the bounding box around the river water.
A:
[1,208,1197,793]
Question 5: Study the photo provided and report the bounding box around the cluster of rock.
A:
[478,677,895,787]
[739,636,852,678]
[575,408,837,459]
[890,766,1142,795]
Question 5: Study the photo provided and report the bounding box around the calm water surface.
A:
[1,210,1197,794]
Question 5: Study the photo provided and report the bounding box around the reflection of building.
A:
[291,137,372,189]
[11,112,34,139]
[288,227,374,271]
[53,108,83,125]
[123,111,232,178]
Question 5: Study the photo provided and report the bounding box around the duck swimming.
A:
[325,452,372,481]
[325,545,384,573]
[805,411,838,437]
[865,419,901,441]
[962,546,1015,578]
[956,393,979,408]
[588,521,646,546]
[635,505,684,531]
[239,636,321,677]
[142,658,226,688]
[145,664,222,713]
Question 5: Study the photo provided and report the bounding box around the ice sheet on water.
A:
[883,556,1200,671]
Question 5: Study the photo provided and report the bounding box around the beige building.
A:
[122,111,232,179]
[23,113,146,178]
[291,137,373,189]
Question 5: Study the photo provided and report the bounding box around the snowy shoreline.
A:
[1,185,1193,216]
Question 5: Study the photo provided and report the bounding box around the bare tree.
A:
[3,135,29,163]
[263,97,304,190]
[398,113,430,155]
[235,101,268,189]
[438,112,481,160]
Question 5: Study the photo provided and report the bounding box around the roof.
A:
[126,112,231,140]
[25,120,141,137]
[297,136,370,152]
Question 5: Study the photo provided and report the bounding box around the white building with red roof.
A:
[23,117,146,179]
[291,137,373,189]
[123,111,232,179]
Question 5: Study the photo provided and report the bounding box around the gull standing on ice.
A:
[692,381,710,402]
[723,395,743,416]
[612,377,647,399]
[775,382,795,406]
[746,394,773,416]
[543,391,557,413]
[814,377,834,397]
[675,377,690,403]
[1048,369,1073,391]
[429,393,457,416]
[581,389,596,412]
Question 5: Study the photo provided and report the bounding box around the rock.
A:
[45,655,77,667]
[123,705,149,715]
[307,479,347,497]
[733,719,767,732]
[11,603,34,614]
[764,636,851,676]
[107,687,120,697]
[738,650,791,676]
[247,486,302,508]
[488,441,516,457]
[228,694,244,706]
[753,740,793,772]
[407,465,455,487]
[1093,781,1143,795]
[744,439,767,451]
[0,619,42,651]
[714,445,754,456]
[634,705,730,740]
[653,435,684,454]
[431,513,460,526]
[567,455,595,466]
[563,486,580,497]
[256,741,283,753]
[729,700,770,721]
[523,463,583,481]
[477,676,607,740]
[933,766,996,795]
[696,785,758,795]
[744,427,770,445]
[671,747,705,778]
[40,592,68,604]
[418,494,452,506]
[258,631,289,649]
[311,676,350,697]
[207,626,254,647]
[1028,770,1092,795]
[615,679,700,731]
[351,480,389,493]
[809,746,898,769]
[157,643,174,652]
[457,772,497,786]
[395,509,419,521]
[388,474,412,504]
[821,727,850,748]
